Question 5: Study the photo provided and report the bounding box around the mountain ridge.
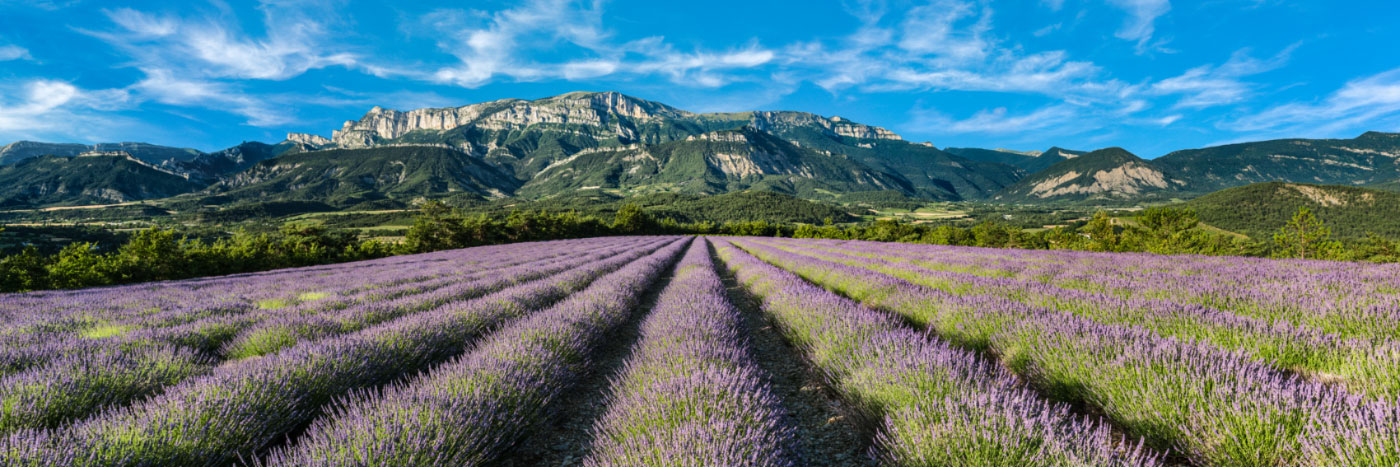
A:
[2,91,1400,209]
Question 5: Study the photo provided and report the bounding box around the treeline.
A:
[404,201,1399,262]
[3,202,1396,293]
[0,225,393,293]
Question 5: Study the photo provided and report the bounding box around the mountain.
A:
[943,146,1085,174]
[1020,147,1086,174]
[0,141,202,166]
[5,92,1400,211]
[515,126,912,198]
[943,147,1039,168]
[172,141,304,184]
[0,152,203,207]
[313,91,1019,200]
[1154,132,1400,194]
[206,146,518,207]
[993,147,1186,203]
[1183,182,1400,240]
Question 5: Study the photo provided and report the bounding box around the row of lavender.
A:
[0,238,655,435]
[713,239,1160,465]
[1,239,598,374]
[731,237,1398,464]
[0,240,581,337]
[8,232,1390,465]
[808,238,1400,341]
[1,237,681,464]
[584,240,797,466]
[758,237,1400,400]
[264,238,692,464]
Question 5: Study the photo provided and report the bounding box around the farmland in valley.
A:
[2,236,1397,465]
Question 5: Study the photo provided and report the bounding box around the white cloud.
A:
[912,105,1081,135]
[1224,67,1400,136]
[1154,114,1182,126]
[132,69,291,127]
[94,3,357,81]
[0,44,30,61]
[1150,45,1295,108]
[896,0,992,64]
[426,0,610,87]
[1105,0,1171,51]
[1033,23,1063,37]
[0,79,138,141]
[425,0,776,89]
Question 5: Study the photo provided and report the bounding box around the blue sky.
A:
[0,0,1397,158]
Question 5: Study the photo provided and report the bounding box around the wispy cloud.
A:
[1223,67,1400,136]
[1150,44,1295,108]
[911,104,1082,135]
[94,3,357,81]
[424,0,775,89]
[0,79,136,141]
[785,1,1125,105]
[1105,0,1171,52]
[0,44,30,61]
[131,69,292,127]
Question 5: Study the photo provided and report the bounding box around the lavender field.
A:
[2,235,1397,466]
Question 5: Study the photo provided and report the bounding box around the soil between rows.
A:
[712,240,875,467]
[737,240,1192,466]
[494,243,683,466]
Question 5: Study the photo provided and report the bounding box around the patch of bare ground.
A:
[494,253,678,467]
[712,242,876,467]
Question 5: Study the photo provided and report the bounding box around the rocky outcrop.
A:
[0,141,202,165]
[329,91,693,148]
[1026,162,1175,198]
[748,111,902,141]
[286,133,331,147]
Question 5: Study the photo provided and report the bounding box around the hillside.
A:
[0,141,202,166]
[1183,182,1400,240]
[943,146,1084,175]
[445,190,855,225]
[516,127,913,199]
[206,146,518,208]
[0,153,203,207]
[4,93,1400,211]
[321,91,1019,200]
[993,147,1185,203]
[1155,132,1400,194]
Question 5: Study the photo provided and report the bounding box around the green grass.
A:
[80,325,133,339]
[297,291,330,301]
[257,298,292,310]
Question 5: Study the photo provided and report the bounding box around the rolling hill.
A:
[515,127,914,199]
[943,146,1083,174]
[206,146,519,208]
[993,147,1186,204]
[323,91,1021,201]
[1154,132,1400,194]
[0,153,203,207]
[0,141,202,166]
[1183,182,1400,240]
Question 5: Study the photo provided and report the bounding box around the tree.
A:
[1084,211,1120,252]
[1273,206,1341,259]
[1133,207,1200,254]
[113,227,186,281]
[46,242,111,289]
[612,203,652,235]
[403,200,470,253]
[0,246,50,292]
